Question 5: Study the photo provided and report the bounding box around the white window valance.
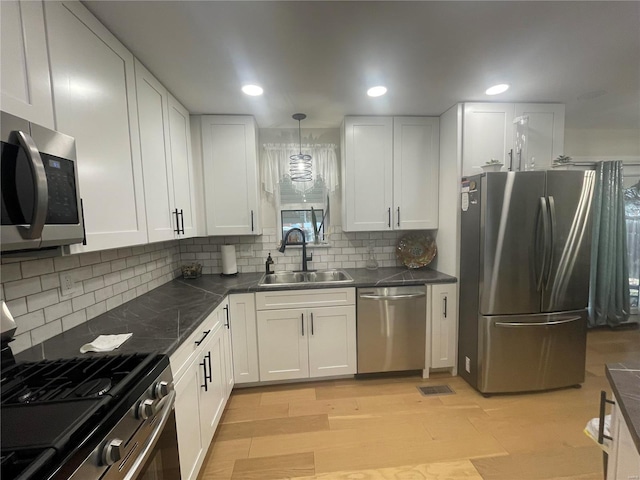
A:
[261,143,339,195]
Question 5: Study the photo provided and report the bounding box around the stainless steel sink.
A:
[258,269,354,287]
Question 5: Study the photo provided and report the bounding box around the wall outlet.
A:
[59,272,76,296]
[465,356,471,373]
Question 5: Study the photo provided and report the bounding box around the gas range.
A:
[0,301,180,480]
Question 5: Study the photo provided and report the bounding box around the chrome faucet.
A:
[279,228,313,272]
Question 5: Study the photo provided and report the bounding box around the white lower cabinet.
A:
[229,294,260,384]
[607,394,640,480]
[171,301,233,480]
[427,283,458,375]
[256,289,357,382]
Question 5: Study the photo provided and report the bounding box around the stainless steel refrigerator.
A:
[458,170,596,394]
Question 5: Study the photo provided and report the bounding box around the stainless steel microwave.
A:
[1,111,84,252]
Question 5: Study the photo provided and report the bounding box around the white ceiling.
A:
[82,1,640,130]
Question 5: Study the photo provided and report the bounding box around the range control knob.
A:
[153,380,173,399]
[102,438,123,466]
[137,398,156,420]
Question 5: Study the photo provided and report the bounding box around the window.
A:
[277,177,328,245]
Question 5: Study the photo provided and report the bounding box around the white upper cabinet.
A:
[393,117,440,230]
[167,94,197,238]
[462,103,515,177]
[343,116,394,232]
[343,116,439,232]
[134,59,174,243]
[461,103,565,177]
[45,1,148,252]
[513,103,565,171]
[134,60,197,242]
[199,115,261,236]
[0,0,54,128]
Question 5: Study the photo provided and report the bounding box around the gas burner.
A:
[74,378,112,398]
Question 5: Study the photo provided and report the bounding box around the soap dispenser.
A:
[265,252,275,274]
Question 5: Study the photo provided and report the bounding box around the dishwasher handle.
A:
[359,292,426,300]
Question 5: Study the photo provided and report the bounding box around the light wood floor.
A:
[198,325,640,480]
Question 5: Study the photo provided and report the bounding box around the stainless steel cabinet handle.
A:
[311,312,314,336]
[397,207,400,227]
[359,293,426,300]
[15,131,48,240]
[251,210,254,231]
[224,304,230,329]
[388,207,391,228]
[443,296,447,318]
[301,313,305,336]
[495,316,581,328]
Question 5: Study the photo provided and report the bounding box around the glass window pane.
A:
[281,209,324,243]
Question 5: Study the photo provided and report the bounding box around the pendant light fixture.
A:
[289,113,312,182]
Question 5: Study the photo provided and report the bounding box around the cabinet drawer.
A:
[170,304,223,381]
[256,288,355,310]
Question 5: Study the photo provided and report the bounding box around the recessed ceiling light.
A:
[485,84,510,96]
[367,86,387,97]
[242,84,263,96]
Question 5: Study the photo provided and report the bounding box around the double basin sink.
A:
[258,269,354,287]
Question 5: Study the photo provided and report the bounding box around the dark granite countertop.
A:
[16,266,455,362]
[606,362,640,454]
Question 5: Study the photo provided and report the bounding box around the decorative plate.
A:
[396,232,437,269]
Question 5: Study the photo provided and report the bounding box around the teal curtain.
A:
[588,161,631,327]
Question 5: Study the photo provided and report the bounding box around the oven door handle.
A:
[123,390,176,480]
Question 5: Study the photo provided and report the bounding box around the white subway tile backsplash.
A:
[15,310,45,335]
[27,289,59,312]
[61,310,87,331]
[1,262,22,282]
[41,272,61,290]
[86,301,107,320]
[44,300,73,322]
[4,277,42,301]
[53,255,80,272]
[72,292,96,312]
[21,258,54,278]
[31,320,62,345]
[7,298,28,317]
[83,276,105,293]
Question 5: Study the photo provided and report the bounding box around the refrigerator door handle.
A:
[534,197,549,291]
[544,196,557,288]
[495,316,581,328]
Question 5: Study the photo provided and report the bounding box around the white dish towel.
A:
[80,334,133,353]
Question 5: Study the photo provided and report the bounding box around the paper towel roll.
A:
[221,245,238,275]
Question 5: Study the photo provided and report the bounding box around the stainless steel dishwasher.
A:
[357,286,426,373]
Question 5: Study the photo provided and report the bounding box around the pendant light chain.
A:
[290,113,313,182]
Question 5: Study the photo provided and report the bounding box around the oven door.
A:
[103,391,181,480]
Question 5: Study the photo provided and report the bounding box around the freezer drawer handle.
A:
[495,316,581,328]
[359,293,426,300]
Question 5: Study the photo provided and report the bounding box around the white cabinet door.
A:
[393,117,440,230]
[229,293,259,384]
[1,0,54,128]
[514,103,565,171]
[199,326,227,447]
[174,355,205,480]
[343,116,394,231]
[608,395,640,480]
[462,103,515,177]
[45,1,147,252]
[308,306,356,378]
[168,94,197,238]
[257,308,309,381]
[430,283,458,370]
[134,59,175,243]
[200,115,260,235]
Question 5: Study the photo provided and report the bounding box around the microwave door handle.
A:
[15,131,48,239]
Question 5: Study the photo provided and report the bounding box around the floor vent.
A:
[417,385,455,396]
